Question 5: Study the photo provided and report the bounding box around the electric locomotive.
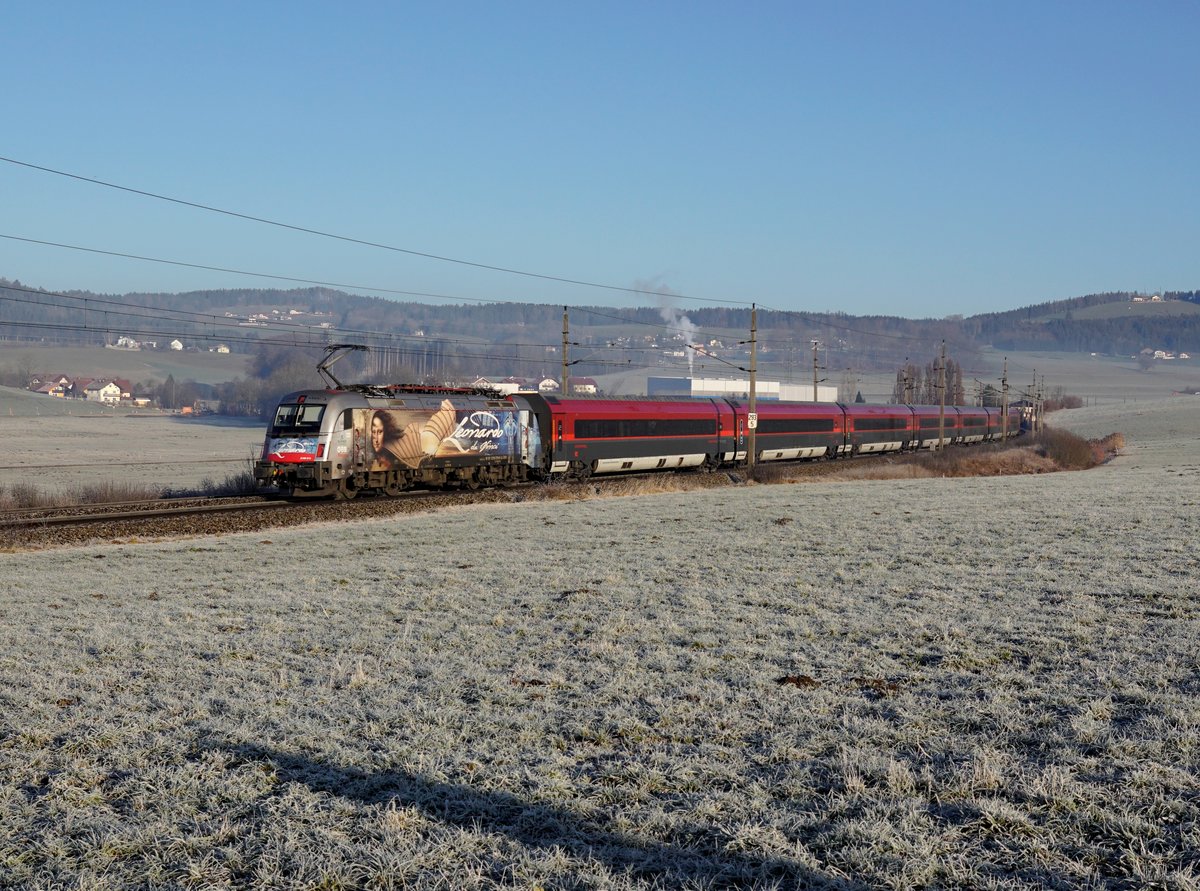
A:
[255,385,544,498]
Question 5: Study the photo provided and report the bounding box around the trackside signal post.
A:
[747,303,757,473]
[812,340,821,402]
[937,340,946,451]
[562,308,569,397]
[1001,357,1009,439]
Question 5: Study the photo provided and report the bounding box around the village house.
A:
[84,380,123,404]
[33,381,67,398]
[67,377,93,398]
[29,373,72,390]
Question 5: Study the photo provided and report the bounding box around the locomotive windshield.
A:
[271,403,325,435]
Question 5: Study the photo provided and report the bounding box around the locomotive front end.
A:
[255,390,360,497]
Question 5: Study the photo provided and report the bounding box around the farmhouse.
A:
[84,380,123,404]
[33,381,67,398]
[29,373,72,390]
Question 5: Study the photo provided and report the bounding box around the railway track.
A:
[0,496,305,550]
[0,486,530,551]
[0,495,283,527]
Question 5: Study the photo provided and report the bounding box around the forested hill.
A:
[2,278,1198,369]
[968,291,1200,353]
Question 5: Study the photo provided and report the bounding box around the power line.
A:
[6,274,922,365]
[0,155,752,307]
[2,249,987,380]
[4,231,782,348]
[0,233,484,304]
[1,281,580,354]
[1,236,757,352]
[3,289,987,390]
[4,222,970,357]
[3,156,1024,360]
[0,312,672,376]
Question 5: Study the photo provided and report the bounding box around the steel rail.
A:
[0,499,292,529]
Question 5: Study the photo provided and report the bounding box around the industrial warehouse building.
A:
[647,376,839,402]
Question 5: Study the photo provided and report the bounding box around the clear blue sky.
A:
[3,1,1196,318]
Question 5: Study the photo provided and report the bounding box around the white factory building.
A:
[647,376,839,402]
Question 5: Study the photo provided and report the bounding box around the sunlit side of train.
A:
[254,385,1024,499]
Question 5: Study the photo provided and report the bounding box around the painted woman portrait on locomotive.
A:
[354,400,461,470]
[368,410,403,470]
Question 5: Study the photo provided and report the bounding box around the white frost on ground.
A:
[1,398,1198,888]
[0,412,264,495]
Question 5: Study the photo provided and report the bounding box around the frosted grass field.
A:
[1,398,1199,888]
[0,389,264,496]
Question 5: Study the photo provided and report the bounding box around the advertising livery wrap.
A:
[255,388,546,496]
[353,399,534,470]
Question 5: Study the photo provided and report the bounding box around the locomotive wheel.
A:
[384,480,406,497]
[336,478,358,500]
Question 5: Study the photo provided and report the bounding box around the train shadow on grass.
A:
[200,737,858,890]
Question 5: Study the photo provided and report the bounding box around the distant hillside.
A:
[969,291,1200,354]
[3,279,1198,385]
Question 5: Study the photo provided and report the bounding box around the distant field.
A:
[1033,299,1200,323]
[0,387,264,496]
[0,343,250,386]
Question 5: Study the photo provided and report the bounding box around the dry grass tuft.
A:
[164,466,262,499]
[76,480,165,503]
[776,675,821,689]
[1091,431,1125,461]
[0,464,263,509]
[1030,427,1097,469]
[769,429,1125,484]
[0,479,164,509]
[1029,427,1124,470]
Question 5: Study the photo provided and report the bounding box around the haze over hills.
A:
[2,278,1198,407]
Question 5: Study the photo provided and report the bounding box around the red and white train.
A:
[254,383,1024,499]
